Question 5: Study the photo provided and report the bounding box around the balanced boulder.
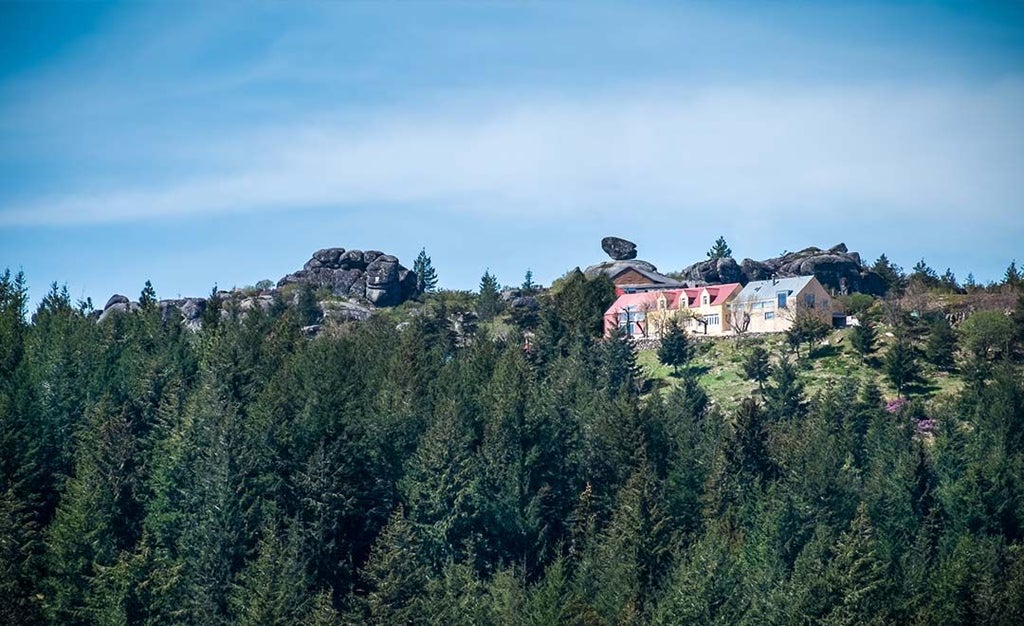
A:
[601,236,638,261]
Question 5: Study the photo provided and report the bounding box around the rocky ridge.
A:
[278,247,418,307]
[677,243,886,295]
[98,246,417,328]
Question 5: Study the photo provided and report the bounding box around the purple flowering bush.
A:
[885,397,908,413]
[885,396,936,436]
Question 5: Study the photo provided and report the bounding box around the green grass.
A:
[638,327,967,410]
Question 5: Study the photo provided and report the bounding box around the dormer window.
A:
[702,294,709,306]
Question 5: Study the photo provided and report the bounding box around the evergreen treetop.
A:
[706,236,732,260]
[476,270,501,321]
[658,320,691,376]
[413,248,439,295]
[1005,259,1021,290]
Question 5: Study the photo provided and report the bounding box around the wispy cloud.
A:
[3,80,1023,229]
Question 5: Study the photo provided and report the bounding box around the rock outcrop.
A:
[673,257,743,285]
[278,247,418,307]
[104,294,129,310]
[97,245,417,331]
[97,295,139,322]
[320,300,373,323]
[585,258,659,277]
[156,297,208,331]
[585,238,683,285]
[601,236,638,261]
[676,243,886,295]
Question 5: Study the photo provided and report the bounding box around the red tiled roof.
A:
[605,283,741,316]
[604,290,671,315]
[706,283,741,306]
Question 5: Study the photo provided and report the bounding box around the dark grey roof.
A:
[733,275,815,304]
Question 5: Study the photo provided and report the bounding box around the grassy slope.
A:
[637,326,964,410]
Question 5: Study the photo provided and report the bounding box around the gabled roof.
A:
[733,275,815,304]
[701,283,741,306]
[605,282,742,316]
[607,264,682,286]
[605,290,669,315]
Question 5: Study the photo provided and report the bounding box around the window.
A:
[777,291,788,308]
[764,311,774,320]
[804,293,815,308]
[702,294,709,305]
[706,314,720,325]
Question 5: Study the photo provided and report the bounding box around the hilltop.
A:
[2,240,1023,624]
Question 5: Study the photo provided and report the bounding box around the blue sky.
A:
[1,1,1023,305]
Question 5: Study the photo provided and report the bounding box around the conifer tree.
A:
[742,345,771,390]
[910,258,939,289]
[785,524,835,622]
[872,254,906,296]
[590,456,674,621]
[44,400,139,624]
[0,488,42,625]
[1005,259,1021,290]
[884,337,920,398]
[521,269,536,293]
[474,346,535,568]
[601,325,643,397]
[964,272,978,291]
[706,235,732,260]
[294,282,321,326]
[924,316,957,370]
[139,279,157,310]
[0,269,27,376]
[657,320,690,376]
[400,408,477,568]
[849,321,877,363]
[201,285,222,330]
[359,506,429,625]
[651,529,741,624]
[229,519,312,626]
[413,248,438,295]
[763,357,806,421]
[422,562,489,626]
[549,269,615,339]
[851,381,883,468]
[476,270,501,321]
[788,308,831,357]
[729,397,776,481]
[307,590,340,626]
[939,268,960,293]
[1013,292,1024,345]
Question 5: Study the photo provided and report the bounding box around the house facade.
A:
[604,275,834,339]
[728,275,833,334]
[603,283,741,339]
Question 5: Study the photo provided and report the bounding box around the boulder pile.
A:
[677,243,886,295]
[278,247,418,307]
[97,245,418,329]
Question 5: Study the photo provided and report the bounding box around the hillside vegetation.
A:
[638,326,963,410]
[2,264,1024,625]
